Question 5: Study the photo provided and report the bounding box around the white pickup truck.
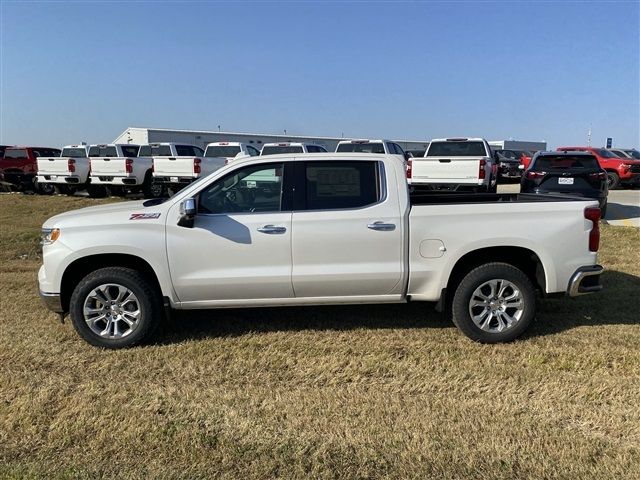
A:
[336,139,408,160]
[409,138,498,192]
[38,153,603,349]
[88,144,163,198]
[204,142,261,164]
[148,143,223,190]
[37,145,96,195]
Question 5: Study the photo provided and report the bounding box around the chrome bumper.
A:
[568,265,604,297]
[39,290,64,313]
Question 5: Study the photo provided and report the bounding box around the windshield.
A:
[61,148,87,158]
[205,146,241,158]
[427,141,487,157]
[261,146,304,155]
[595,149,618,158]
[336,142,385,154]
[624,149,640,160]
[532,155,599,171]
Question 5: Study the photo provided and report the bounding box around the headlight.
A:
[620,164,631,170]
[41,228,61,246]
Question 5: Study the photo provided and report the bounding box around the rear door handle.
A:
[257,225,287,234]
[438,159,451,163]
[367,221,396,231]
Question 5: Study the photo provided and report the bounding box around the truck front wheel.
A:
[451,263,536,343]
[69,267,161,348]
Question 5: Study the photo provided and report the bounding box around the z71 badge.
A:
[129,213,161,220]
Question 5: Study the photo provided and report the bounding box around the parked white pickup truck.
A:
[37,145,94,195]
[38,153,603,349]
[88,144,165,198]
[336,139,408,160]
[204,142,261,164]
[148,143,223,190]
[409,138,498,192]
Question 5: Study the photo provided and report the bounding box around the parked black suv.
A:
[521,151,608,216]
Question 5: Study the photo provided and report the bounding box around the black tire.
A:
[606,171,620,190]
[451,262,536,343]
[32,176,55,195]
[54,185,73,195]
[69,267,161,349]
[86,184,109,198]
[142,171,165,198]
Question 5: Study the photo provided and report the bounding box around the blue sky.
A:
[1,1,638,148]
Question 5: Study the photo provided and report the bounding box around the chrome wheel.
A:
[468,279,524,333]
[83,283,141,339]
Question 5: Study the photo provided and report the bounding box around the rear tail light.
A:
[525,171,546,179]
[478,159,486,180]
[584,207,601,252]
[406,160,412,179]
[589,171,607,181]
[67,158,75,173]
[125,158,133,174]
[194,158,201,174]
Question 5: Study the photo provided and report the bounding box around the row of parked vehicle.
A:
[1,140,639,201]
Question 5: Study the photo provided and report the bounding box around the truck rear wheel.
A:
[451,262,536,343]
[86,184,108,198]
[69,267,161,348]
[32,176,55,195]
[142,171,165,198]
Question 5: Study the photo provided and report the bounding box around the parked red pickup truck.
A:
[0,146,61,194]
[556,147,640,189]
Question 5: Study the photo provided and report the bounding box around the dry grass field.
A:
[1,193,639,479]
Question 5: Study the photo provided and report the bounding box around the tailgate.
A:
[412,156,481,182]
[37,158,71,175]
[153,157,194,177]
[90,157,127,175]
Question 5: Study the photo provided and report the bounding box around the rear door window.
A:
[298,161,382,210]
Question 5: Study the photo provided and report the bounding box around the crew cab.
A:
[39,153,603,349]
[1,146,61,194]
[204,142,260,164]
[260,143,327,155]
[147,143,221,190]
[335,139,408,160]
[557,146,640,189]
[408,138,497,192]
[36,144,98,195]
[88,144,163,198]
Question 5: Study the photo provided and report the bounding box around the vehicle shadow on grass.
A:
[526,270,640,338]
[605,202,640,221]
[153,270,640,344]
[155,301,452,344]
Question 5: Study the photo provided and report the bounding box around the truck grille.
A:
[629,165,640,173]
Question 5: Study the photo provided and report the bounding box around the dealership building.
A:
[113,127,546,153]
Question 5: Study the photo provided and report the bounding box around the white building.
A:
[113,127,545,153]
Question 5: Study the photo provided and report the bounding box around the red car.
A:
[556,146,640,189]
[0,146,61,194]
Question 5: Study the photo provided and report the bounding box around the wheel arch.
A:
[60,253,163,313]
[446,246,547,297]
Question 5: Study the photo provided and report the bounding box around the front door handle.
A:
[257,225,287,234]
[367,221,396,231]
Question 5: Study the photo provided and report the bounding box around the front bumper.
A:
[567,265,604,297]
[39,289,64,313]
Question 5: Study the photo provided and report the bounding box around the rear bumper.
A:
[90,175,142,186]
[567,265,604,297]
[38,174,87,184]
[153,176,195,185]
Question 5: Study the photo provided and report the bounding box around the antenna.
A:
[587,124,592,146]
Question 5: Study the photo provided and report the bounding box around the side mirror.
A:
[178,198,196,228]
[518,164,525,170]
[404,152,411,162]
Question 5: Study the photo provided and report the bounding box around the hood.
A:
[43,200,166,228]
